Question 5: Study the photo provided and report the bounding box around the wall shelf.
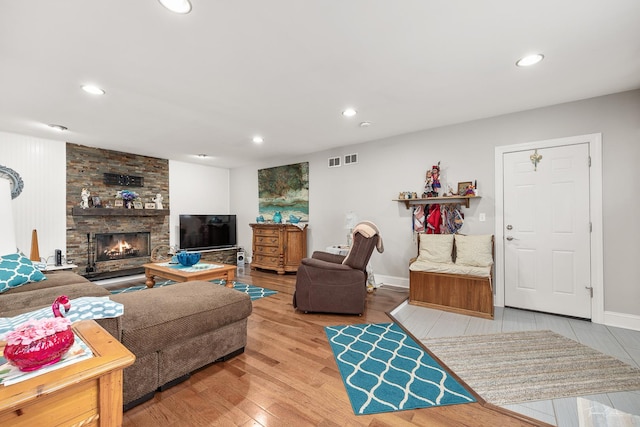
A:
[72,207,170,217]
[393,196,480,209]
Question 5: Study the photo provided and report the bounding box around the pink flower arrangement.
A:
[4,317,71,346]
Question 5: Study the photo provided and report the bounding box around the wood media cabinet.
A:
[250,223,307,274]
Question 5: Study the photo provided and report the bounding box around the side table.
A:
[42,263,78,272]
[0,320,135,426]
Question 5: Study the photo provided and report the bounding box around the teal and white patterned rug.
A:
[110,279,277,301]
[325,322,475,415]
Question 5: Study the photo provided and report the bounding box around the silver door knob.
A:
[506,236,514,241]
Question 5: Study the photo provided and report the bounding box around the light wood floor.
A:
[121,266,549,427]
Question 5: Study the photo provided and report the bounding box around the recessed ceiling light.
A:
[158,0,192,14]
[359,121,371,127]
[252,136,264,144]
[516,53,544,67]
[81,84,105,95]
[48,124,68,132]
[342,108,357,117]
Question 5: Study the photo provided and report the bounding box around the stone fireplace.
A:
[66,143,169,278]
[95,232,151,262]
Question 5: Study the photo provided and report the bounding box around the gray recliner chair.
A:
[293,221,383,315]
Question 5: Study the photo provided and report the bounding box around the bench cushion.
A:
[409,259,491,277]
[418,234,454,263]
[454,234,493,267]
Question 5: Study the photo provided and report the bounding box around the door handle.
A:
[506,236,514,241]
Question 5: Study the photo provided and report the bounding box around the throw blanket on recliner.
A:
[351,221,384,253]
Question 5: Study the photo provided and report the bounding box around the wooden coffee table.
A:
[143,262,237,288]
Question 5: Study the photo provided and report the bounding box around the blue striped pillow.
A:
[0,253,47,293]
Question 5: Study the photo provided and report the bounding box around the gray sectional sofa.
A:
[0,270,252,408]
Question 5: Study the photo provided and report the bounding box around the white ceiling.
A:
[1,1,639,168]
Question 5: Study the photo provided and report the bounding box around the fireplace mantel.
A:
[72,207,169,217]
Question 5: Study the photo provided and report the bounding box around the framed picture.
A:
[92,196,102,207]
[114,199,124,207]
[133,201,143,209]
[458,181,473,196]
[258,162,309,222]
[145,202,156,209]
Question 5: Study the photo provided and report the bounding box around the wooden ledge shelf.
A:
[393,196,480,209]
[72,207,170,216]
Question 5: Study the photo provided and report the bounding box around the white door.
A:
[503,143,592,318]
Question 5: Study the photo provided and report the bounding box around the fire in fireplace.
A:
[95,232,151,262]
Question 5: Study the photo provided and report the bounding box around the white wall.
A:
[0,139,232,261]
[0,132,66,262]
[168,160,231,249]
[230,89,640,318]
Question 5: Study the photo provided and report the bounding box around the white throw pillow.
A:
[454,234,493,267]
[418,234,454,264]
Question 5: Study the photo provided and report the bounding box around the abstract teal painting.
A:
[258,162,309,221]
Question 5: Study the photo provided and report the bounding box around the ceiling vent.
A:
[344,153,358,165]
[328,157,341,168]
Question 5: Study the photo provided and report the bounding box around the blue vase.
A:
[273,211,282,223]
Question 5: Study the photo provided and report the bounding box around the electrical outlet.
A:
[479,213,486,222]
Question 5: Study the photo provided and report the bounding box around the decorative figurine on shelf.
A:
[422,170,434,198]
[80,188,90,209]
[152,193,164,209]
[464,184,476,196]
[431,162,441,196]
[272,211,282,224]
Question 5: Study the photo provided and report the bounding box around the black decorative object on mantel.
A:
[103,172,144,187]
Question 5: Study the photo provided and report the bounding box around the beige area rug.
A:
[422,330,640,406]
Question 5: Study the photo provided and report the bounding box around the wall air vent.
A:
[344,153,358,165]
[328,157,341,168]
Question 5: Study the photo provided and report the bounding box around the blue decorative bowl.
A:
[289,215,301,224]
[176,252,201,267]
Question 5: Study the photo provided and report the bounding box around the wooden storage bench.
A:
[409,234,494,319]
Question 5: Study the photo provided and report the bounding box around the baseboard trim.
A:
[603,310,640,332]
[375,274,409,288]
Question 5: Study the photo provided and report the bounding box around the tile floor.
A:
[391,301,640,426]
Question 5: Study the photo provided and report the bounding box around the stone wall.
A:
[66,143,170,276]
[199,248,238,265]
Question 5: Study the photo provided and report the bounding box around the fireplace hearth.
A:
[95,232,151,262]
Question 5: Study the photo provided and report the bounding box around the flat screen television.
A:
[179,214,237,251]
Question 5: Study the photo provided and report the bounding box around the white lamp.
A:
[0,179,17,255]
[344,211,358,247]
